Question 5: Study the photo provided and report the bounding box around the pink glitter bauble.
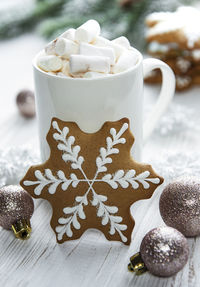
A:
[160,176,200,237]
[140,226,189,277]
[16,89,36,118]
[0,185,34,230]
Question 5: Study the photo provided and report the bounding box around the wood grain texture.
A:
[0,34,200,287]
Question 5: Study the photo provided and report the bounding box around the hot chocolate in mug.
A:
[33,48,175,162]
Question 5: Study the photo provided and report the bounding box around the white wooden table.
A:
[0,34,200,287]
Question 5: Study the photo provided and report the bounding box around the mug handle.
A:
[142,58,175,143]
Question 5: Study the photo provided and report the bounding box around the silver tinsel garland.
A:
[145,102,200,183]
[147,150,200,184]
[0,146,40,188]
[154,104,200,136]
[145,103,200,137]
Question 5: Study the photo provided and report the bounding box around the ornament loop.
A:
[12,219,32,240]
[128,252,147,275]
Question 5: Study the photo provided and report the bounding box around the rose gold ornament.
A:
[16,89,36,118]
[160,176,200,237]
[0,185,34,240]
[128,226,189,277]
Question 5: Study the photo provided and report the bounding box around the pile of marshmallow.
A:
[37,20,139,78]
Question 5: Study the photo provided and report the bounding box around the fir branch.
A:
[0,0,196,50]
[0,0,67,39]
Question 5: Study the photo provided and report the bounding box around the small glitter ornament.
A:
[120,0,134,8]
[159,176,200,237]
[128,226,189,277]
[120,0,140,9]
[16,89,36,118]
[0,185,34,240]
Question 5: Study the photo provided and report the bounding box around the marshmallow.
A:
[79,43,115,65]
[45,39,57,55]
[94,36,125,60]
[112,36,130,49]
[57,72,69,77]
[75,20,100,43]
[38,20,140,77]
[61,60,70,76]
[60,28,75,41]
[55,38,78,59]
[112,50,138,74]
[70,55,110,74]
[37,55,63,72]
[48,72,57,76]
[83,71,107,78]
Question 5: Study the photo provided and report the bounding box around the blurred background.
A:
[0,0,197,51]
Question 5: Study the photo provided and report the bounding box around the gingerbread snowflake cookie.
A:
[21,118,163,245]
[146,6,200,50]
[144,56,193,91]
[145,7,200,91]
[145,70,192,91]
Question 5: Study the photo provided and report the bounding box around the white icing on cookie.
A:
[176,57,191,73]
[146,11,173,24]
[191,49,200,60]
[147,7,200,48]
[148,41,179,53]
[176,75,191,89]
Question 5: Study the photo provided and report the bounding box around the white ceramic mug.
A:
[33,48,175,162]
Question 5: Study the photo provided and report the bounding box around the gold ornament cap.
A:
[12,219,32,240]
[128,252,148,275]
